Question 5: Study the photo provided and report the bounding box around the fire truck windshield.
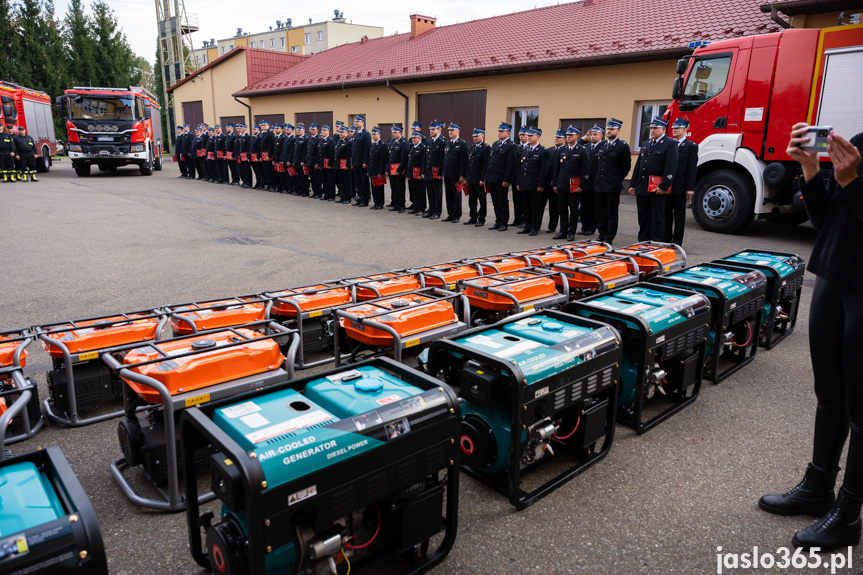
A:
[681,55,732,103]
[68,95,135,121]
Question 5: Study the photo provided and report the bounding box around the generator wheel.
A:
[74,162,90,177]
[140,147,153,176]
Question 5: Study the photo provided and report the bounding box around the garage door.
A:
[295,111,334,129]
[181,101,203,129]
[418,90,487,136]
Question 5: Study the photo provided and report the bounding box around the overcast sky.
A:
[52,1,567,61]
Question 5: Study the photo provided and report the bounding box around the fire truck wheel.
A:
[74,163,90,177]
[692,169,755,234]
[140,147,153,176]
[37,147,50,173]
[153,153,163,171]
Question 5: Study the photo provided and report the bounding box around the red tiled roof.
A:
[236,0,782,96]
[167,47,306,93]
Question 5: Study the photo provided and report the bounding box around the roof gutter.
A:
[766,2,792,28]
[386,81,409,137]
[233,95,253,130]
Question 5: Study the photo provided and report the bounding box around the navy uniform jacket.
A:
[235,132,248,157]
[334,137,352,169]
[545,145,562,189]
[387,137,409,175]
[273,133,284,164]
[423,136,445,180]
[258,129,274,160]
[249,134,260,158]
[205,134,216,155]
[368,139,388,177]
[200,132,209,150]
[174,132,185,155]
[0,131,14,155]
[442,137,469,179]
[466,142,490,185]
[192,135,203,156]
[305,134,320,168]
[593,138,632,194]
[553,144,590,191]
[485,139,518,185]
[225,132,236,157]
[582,142,602,191]
[214,132,226,154]
[408,142,426,177]
[280,135,294,164]
[632,135,679,195]
[15,134,37,155]
[293,134,308,167]
[670,138,698,195]
[318,136,335,168]
[351,129,371,168]
[517,145,549,190]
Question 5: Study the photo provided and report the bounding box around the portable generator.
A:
[551,240,613,258]
[264,283,355,369]
[334,288,470,367]
[510,248,575,268]
[611,241,687,280]
[0,329,44,453]
[548,253,640,300]
[407,261,483,290]
[103,320,298,511]
[35,309,168,427]
[564,284,711,433]
[181,357,460,575]
[650,264,768,384]
[164,295,273,336]
[0,447,107,573]
[340,272,425,301]
[471,254,532,274]
[428,310,620,508]
[456,268,569,326]
[714,250,805,349]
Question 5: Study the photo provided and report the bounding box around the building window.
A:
[280,37,285,48]
[220,46,225,55]
[292,45,301,53]
[511,107,539,141]
[195,55,200,63]
[271,38,275,48]
[317,31,323,41]
[202,55,207,64]
[250,41,255,48]
[636,101,672,150]
[229,45,234,51]
[304,33,311,45]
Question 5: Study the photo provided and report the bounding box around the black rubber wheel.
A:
[74,162,90,177]
[764,211,809,226]
[36,146,50,173]
[140,147,153,176]
[692,170,756,234]
[153,149,163,171]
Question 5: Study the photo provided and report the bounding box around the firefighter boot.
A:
[1,171,7,183]
[21,170,29,182]
[29,170,38,182]
[792,487,863,552]
[760,463,838,517]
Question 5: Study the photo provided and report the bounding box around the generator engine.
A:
[181,358,460,575]
[429,310,621,508]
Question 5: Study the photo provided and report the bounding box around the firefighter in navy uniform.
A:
[258,119,275,190]
[192,126,205,180]
[664,118,698,245]
[594,118,632,244]
[249,125,263,189]
[282,124,296,195]
[423,120,446,219]
[318,125,336,201]
[307,124,322,198]
[235,124,252,188]
[293,124,310,197]
[14,126,38,182]
[334,125,353,203]
[465,127,490,226]
[225,123,239,185]
[512,126,531,228]
[271,124,285,192]
[387,124,409,212]
[368,126,388,209]
[577,124,604,235]
[205,126,217,182]
[486,122,519,231]
[0,123,16,183]
[175,125,187,178]
[215,124,228,183]
[442,122,469,223]
[181,124,195,179]
[629,117,679,242]
[352,116,372,206]
[517,127,550,236]
[540,129,565,233]
[407,131,426,214]
[553,126,591,241]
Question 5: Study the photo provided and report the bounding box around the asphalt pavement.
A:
[1,160,848,575]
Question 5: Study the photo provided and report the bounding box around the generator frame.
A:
[550,240,613,256]
[406,260,485,290]
[563,284,711,434]
[102,320,298,512]
[163,294,274,335]
[340,271,427,299]
[610,241,687,280]
[0,329,44,457]
[181,356,461,575]
[428,309,621,509]
[35,308,169,427]
[650,263,767,384]
[456,267,570,317]
[469,254,532,273]
[713,250,805,350]
[549,253,641,300]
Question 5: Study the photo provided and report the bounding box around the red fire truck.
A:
[57,86,163,177]
[667,23,863,233]
[0,81,59,173]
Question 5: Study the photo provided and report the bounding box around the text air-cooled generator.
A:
[427,310,620,508]
[471,254,532,274]
[334,287,470,367]
[263,283,355,369]
[34,309,168,427]
[456,268,569,326]
[547,253,641,300]
[102,320,298,511]
[650,264,768,384]
[340,271,425,300]
[564,284,711,433]
[0,329,44,453]
[0,447,107,573]
[407,261,482,290]
[181,357,461,575]
[611,241,687,280]
[164,295,273,336]
[713,250,805,349]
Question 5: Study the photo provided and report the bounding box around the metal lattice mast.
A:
[156,0,198,147]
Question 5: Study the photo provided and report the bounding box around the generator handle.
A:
[0,382,32,461]
[37,332,80,420]
[0,329,32,372]
[168,312,200,334]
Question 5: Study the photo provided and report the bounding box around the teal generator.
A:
[650,264,768,384]
[564,284,711,434]
[181,357,460,575]
[427,309,621,509]
[714,250,805,349]
[0,447,107,574]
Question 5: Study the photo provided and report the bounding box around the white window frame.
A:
[510,107,539,140]
[250,41,255,48]
[271,38,275,48]
[317,31,323,41]
[304,33,311,45]
[280,37,285,49]
[635,100,672,151]
[291,45,300,53]
[220,46,225,55]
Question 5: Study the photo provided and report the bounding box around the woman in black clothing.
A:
[759,124,863,552]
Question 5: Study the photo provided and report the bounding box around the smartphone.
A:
[799,125,832,153]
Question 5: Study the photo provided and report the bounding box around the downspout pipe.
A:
[234,95,253,127]
[386,80,409,133]
[769,2,793,28]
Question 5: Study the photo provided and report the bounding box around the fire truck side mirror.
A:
[143,106,152,120]
[55,96,63,118]
[676,58,689,76]
[672,77,684,101]
[1,103,14,122]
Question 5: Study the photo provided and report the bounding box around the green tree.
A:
[63,0,96,86]
[90,0,138,87]
[0,0,21,82]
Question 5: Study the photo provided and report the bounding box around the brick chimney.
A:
[410,14,436,39]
